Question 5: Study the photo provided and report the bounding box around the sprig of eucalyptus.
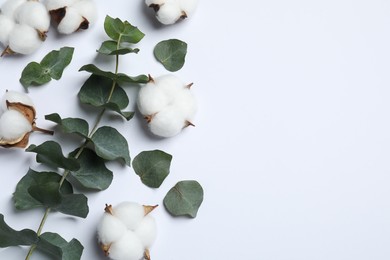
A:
[0,15,203,260]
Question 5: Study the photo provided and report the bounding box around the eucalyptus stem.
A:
[25,48,121,260]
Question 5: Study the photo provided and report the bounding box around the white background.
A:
[1,0,390,259]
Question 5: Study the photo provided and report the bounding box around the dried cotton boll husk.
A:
[113,202,145,230]
[134,215,157,248]
[15,1,50,36]
[56,7,85,34]
[149,106,186,137]
[97,213,127,246]
[0,0,26,19]
[8,24,43,54]
[0,110,32,143]
[156,2,183,25]
[108,230,145,260]
[0,14,15,46]
[1,90,34,113]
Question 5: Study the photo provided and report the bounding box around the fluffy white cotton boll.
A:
[0,14,15,46]
[97,213,127,245]
[137,83,169,116]
[0,110,32,140]
[113,202,145,230]
[134,215,157,248]
[156,2,182,25]
[8,24,42,54]
[179,0,199,17]
[108,231,144,260]
[149,107,185,137]
[1,90,34,112]
[57,7,84,34]
[155,74,184,99]
[145,0,165,6]
[0,0,26,19]
[173,88,197,119]
[72,0,97,24]
[45,0,77,11]
[15,1,50,32]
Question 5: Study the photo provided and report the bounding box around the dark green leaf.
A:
[19,62,51,89]
[0,214,38,247]
[37,232,83,260]
[45,113,89,138]
[70,148,113,190]
[132,150,172,188]
[78,74,128,109]
[97,40,140,55]
[91,126,131,166]
[13,169,73,210]
[16,170,88,218]
[104,15,145,44]
[56,193,89,218]
[26,141,80,171]
[19,47,74,89]
[154,39,187,72]
[28,182,62,208]
[163,180,204,218]
[79,64,149,85]
[40,47,74,80]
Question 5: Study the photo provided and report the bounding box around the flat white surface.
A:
[1,0,390,259]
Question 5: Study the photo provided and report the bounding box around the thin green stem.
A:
[25,44,122,260]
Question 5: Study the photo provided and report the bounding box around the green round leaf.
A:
[164,180,204,218]
[132,150,172,188]
[154,39,187,72]
[90,126,131,166]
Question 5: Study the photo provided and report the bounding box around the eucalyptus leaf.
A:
[163,180,204,218]
[0,214,38,247]
[132,150,172,188]
[26,141,80,171]
[79,74,128,107]
[37,232,83,260]
[98,40,140,55]
[13,169,73,210]
[20,47,74,89]
[56,193,89,218]
[28,182,62,208]
[70,148,113,191]
[79,64,149,85]
[45,113,89,138]
[154,39,187,72]
[18,170,88,218]
[91,126,131,166]
[104,15,145,44]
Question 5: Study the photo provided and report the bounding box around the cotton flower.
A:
[97,202,158,260]
[137,74,197,137]
[145,0,199,25]
[46,0,97,34]
[0,0,49,55]
[0,14,15,46]
[0,90,52,148]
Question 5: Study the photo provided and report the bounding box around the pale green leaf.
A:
[45,113,89,138]
[104,15,145,44]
